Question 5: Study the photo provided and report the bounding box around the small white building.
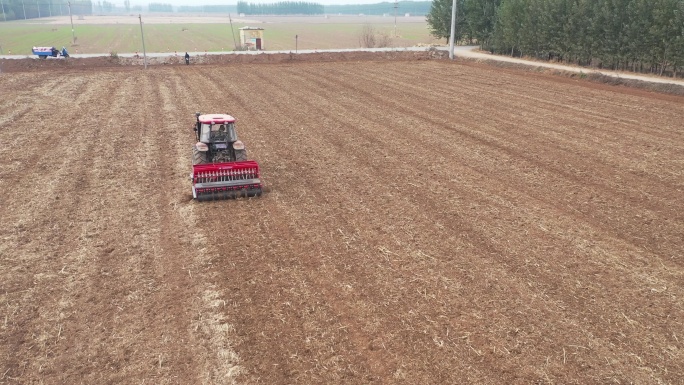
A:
[239,27,264,50]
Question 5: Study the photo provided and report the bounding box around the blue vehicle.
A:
[32,46,65,59]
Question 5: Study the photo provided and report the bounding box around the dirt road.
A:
[1,58,682,384]
[459,49,684,87]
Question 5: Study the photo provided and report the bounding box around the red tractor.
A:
[190,113,263,201]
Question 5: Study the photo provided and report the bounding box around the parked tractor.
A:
[190,113,263,201]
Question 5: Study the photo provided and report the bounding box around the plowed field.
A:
[1,58,683,384]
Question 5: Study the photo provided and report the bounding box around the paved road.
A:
[0,45,473,59]
[2,45,683,87]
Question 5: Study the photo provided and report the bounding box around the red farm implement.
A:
[190,113,263,201]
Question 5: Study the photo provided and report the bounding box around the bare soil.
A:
[1,53,682,384]
[0,50,447,73]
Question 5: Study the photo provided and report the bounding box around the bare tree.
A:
[360,24,394,48]
[376,31,392,48]
[359,23,376,48]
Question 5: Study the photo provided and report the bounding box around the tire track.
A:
[155,66,246,384]
[191,67,377,383]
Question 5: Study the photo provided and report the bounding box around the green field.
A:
[0,18,438,55]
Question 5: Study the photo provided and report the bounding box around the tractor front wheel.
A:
[193,147,208,165]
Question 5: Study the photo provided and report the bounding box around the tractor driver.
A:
[212,124,227,140]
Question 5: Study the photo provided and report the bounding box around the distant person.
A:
[61,47,69,58]
[185,52,190,65]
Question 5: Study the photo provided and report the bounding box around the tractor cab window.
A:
[200,122,238,142]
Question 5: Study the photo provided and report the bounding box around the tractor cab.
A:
[195,113,238,144]
[199,121,238,143]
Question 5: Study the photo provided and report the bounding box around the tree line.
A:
[0,0,156,20]
[99,1,115,13]
[1,0,92,20]
[325,1,431,16]
[148,2,172,12]
[428,0,684,77]
[177,5,238,13]
[237,1,324,15]
[0,0,430,19]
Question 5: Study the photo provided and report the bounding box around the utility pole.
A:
[393,0,398,37]
[448,0,457,60]
[1,0,6,22]
[22,0,26,20]
[228,13,238,50]
[68,1,75,45]
[139,14,147,69]
[37,0,40,18]
[49,2,52,17]
[295,34,298,53]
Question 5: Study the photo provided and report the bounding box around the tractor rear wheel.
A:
[235,149,248,161]
[193,147,208,165]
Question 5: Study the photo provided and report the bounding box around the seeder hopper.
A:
[190,113,263,201]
